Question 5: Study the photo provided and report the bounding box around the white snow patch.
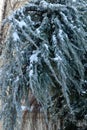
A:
[13,32,19,41]
[59,29,64,41]
[18,20,27,28]
[21,106,27,111]
[40,1,48,9]
[44,44,48,50]
[30,51,40,63]
[29,70,33,77]
[14,76,19,83]
[59,29,62,36]
[73,0,76,2]
[81,79,87,83]
[82,91,86,94]
[84,80,87,83]
[52,35,57,44]
[36,28,40,34]
[54,56,62,61]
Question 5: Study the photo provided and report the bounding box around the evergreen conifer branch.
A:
[0,0,87,130]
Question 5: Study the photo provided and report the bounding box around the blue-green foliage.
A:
[0,0,87,129]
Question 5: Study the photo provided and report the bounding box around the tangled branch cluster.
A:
[0,0,87,129]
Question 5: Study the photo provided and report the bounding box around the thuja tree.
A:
[0,0,87,129]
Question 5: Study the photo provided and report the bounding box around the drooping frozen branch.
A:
[0,0,87,130]
[23,1,66,12]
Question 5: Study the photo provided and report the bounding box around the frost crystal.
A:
[30,51,39,63]
[13,32,19,41]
